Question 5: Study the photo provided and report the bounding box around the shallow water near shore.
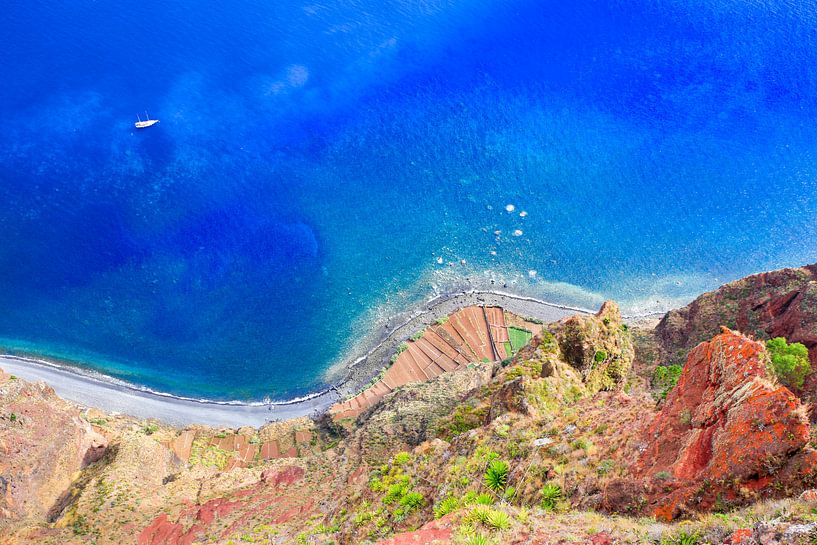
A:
[2,0,817,400]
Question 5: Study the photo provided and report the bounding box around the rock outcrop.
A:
[0,371,107,521]
[550,301,634,392]
[626,329,817,520]
[656,263,817,369]
[349,362,494,465]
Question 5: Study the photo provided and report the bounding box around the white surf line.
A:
[0,355,338,427]
[0,290,668,426]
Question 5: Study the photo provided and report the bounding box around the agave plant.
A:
[540,482,562,511]
[465,533,492,545]
[483,460,510,492]
[485,509,511,530]
[433,496,459,518]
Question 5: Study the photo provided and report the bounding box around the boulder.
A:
[486,377,536,421]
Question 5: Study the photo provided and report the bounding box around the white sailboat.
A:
[135,110,159,129]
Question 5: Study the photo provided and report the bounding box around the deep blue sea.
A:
[1,0,817,400]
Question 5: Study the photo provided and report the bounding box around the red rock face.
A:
[137,465,310,545]
[632,329,816,520]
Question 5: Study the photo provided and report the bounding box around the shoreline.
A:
[0,289,665,427]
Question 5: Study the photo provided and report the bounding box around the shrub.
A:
[540,483,562,511]
[475,493,494,505]
[383,483,407,504]
[596,459,615,475]
[594,350,608,363]
[485,510,511,530]
[652,364,683,401]
[392,451,411,466]
[468,505,492,525]
[766,337,811,389]
[483,460,510,492]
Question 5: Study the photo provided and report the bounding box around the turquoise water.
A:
[2,0,817,399]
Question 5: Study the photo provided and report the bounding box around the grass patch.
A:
[508,327,533,353]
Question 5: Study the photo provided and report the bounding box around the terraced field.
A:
[329,306,542,420]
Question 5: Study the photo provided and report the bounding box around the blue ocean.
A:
[1,0,816,400]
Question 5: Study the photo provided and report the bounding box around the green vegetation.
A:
[483,460,509,492]
[434,496,459,518]
[485,510,510,530]
[475,493,494,505]
[392,451,412,466]
[652,364,683,401]
[593,349,608,363]
[399,491,424,512]
[766,337,811,389]
[507,326,533,353]
[142,422,159,435]
[464,533,491,545]
[540,483,562,511]
[656,531,700,545]
[367,453,425,526]
[410,329,425,341]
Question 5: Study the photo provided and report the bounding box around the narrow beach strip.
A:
[0,289,658,427]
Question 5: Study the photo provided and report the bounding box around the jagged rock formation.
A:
[550,300,634,392]
[612,328,817,521]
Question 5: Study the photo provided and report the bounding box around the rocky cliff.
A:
[4,281,817,545]
[656,263,817,368]
[607,328,817,521]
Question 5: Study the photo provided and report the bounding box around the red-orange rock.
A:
[801,488,817,502]
[727,529,753,544]
[0,373,109,520]
[375,517,454,544]
[632,329,817,519]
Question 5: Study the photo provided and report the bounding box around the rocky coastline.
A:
[0,289,605,426]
